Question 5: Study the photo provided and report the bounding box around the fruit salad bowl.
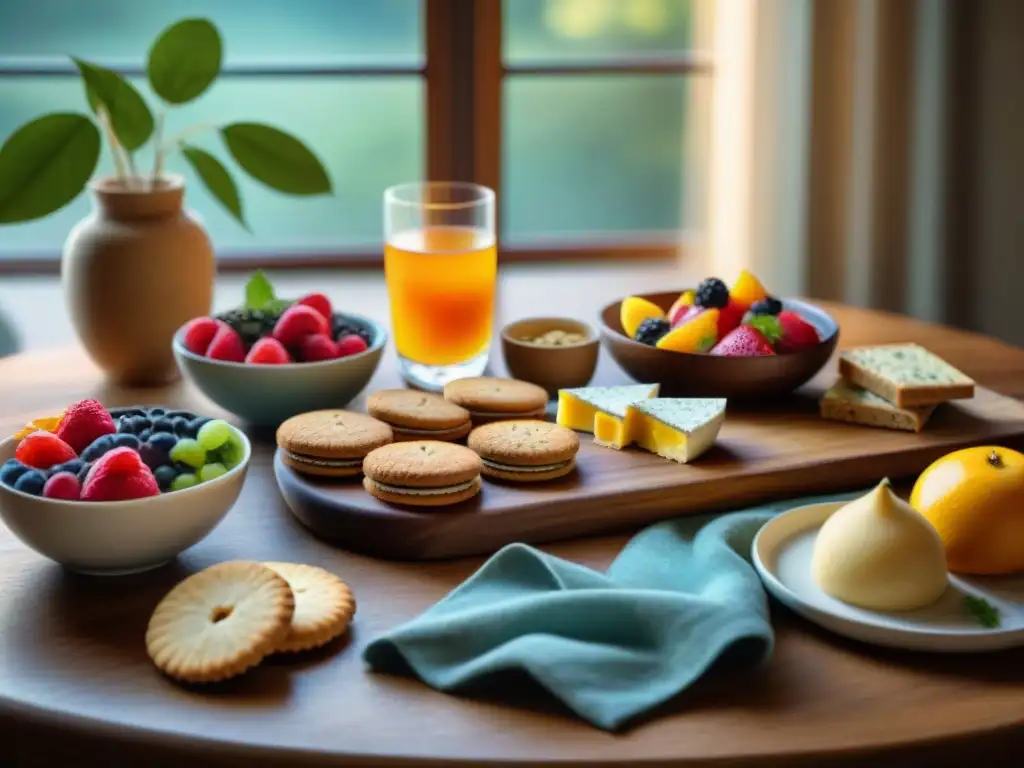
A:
[0,408,251,576]
[599,290,839,399]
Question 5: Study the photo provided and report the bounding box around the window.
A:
[0,0,711,270]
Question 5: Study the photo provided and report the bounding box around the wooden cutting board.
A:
[274,384,1024,560]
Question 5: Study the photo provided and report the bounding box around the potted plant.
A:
[0,17,333,386]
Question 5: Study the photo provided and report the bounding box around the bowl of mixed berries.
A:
[599,270,839,398]
[0,399,250,575]
[173,272,386,426]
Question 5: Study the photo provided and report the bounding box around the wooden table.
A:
[0,298,1022,767]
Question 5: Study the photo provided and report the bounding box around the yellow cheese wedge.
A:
[556,384,659,445]
[626,398,727,463]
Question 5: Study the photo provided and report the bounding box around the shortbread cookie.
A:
[276,410,393,477]
[145,561,295,684]
[443,377,548,424]
[367,389,472,442]
[263,562,356,653]
[362,440,483,507]
[468,419,579,482]
[820,378,936,432]
[837,344,975,407]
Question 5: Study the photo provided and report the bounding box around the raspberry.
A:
[206,324,246,362]
[43,471,82,500]
[272,305,329,348]
[336,334,369,357]
[245,337,292,364]
[299,333,339,362]
[296,293,332,323]
[81,447,160,502]
[182,316,221,355]
[54,398,116,453]
[15,431,77,469]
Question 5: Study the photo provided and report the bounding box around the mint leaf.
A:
[963,595,1000,628]
[264,298,294,314]
[245,270,275,309]
[746,314,783,344]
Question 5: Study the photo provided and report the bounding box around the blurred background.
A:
[0,0,1020,349]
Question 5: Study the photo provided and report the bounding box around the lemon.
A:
[910,445,1024,575]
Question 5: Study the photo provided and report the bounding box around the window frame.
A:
[0,0,711,274]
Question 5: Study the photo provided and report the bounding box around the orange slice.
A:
[13,412,64,440]
[730,269,768,307]
[656,309,720,353]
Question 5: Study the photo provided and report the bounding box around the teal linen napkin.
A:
[363,491,862,731]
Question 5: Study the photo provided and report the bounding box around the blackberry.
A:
[748,297,783,316]
[215,308,283,349]
[634,318,671,346]
[695,278,730,309]
[332,315,373,347]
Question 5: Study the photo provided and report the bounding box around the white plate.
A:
[752,501,1024,652]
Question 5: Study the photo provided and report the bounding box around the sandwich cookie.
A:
[443,376,548,424]
[363,440,482,507]
[468,419,580,482]
[367,389,472,442]
[276,410,393,478]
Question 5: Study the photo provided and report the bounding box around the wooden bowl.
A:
[599,291,839,398]
[501,317,599,397]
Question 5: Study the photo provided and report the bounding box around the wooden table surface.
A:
[0,284,1023,767]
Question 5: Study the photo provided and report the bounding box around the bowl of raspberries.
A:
[173,272,385,426]
[0,399,250,575]
[600,270,839,398]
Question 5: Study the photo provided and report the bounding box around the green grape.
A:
[217,431,246,469]
[169,438,206,469]
[197,419,233,451]
[170,473,199,492]
[198,462,227,483]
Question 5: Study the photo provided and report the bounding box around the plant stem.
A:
[96,107,127,182]
[160,123,217,155]
[151,112,166,189]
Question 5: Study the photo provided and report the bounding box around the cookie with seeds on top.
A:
[367,389,472,442]
[468,419,580,483]
[443,376,548,424]
[276,410,392,478]
[362,440,482,507]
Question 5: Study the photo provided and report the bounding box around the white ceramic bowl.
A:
[0,432,250,576]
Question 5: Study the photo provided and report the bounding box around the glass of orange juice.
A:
[383,181,497,391]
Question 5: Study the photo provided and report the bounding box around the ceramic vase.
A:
[62,174,215,386]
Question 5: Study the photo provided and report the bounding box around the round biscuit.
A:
[364,475,482,507]
[392,420,473,443]
[145,561,295,684]
[280,453,364,478]
[468,419,580,466]
[367,389,471,431]
[443,377,548,415]
[362,440,482,488]
[262,562,356,653]
[276,410,393,460]
[480,459,577,483]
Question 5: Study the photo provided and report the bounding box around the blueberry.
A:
[13,470,46,496]
[164,410,194,420]
[0,459,29,487]
[109,407,146,419]
[111,433,141,451]
[153,465,178,491]
[81,434,116,462]
[52,458,86,477]
[139,429,152,442]
[129,416,152,434]
[171,417,192,437]
[139,442,168,470]
[173,461,192,474]
[147,432,178,453]
[77,462,92,483]
[148,407,167,417]
[151,417,173,433]
[187,416,209,437]
[117,416,134,434]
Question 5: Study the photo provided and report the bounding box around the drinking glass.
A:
[383,182,497,391]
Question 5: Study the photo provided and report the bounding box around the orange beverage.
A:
[384,226,497,366]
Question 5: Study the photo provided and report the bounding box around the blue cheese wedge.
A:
[820,378,936,432]
[838,344,974,407]
[556,384,659,448]
[625,398,727,463]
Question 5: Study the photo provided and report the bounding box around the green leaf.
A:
[221,123,332,196]
[147,18,222,104]
[180,144,247,230]
[0,113,101,224]
[963,595,1000,628]
[264,298,294,313]
[72,57,154,151]
[245,270,276,310]
[746,314,783,344]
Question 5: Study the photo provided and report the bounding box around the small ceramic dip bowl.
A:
[501,317,600,397]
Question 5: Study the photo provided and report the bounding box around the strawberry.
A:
[181,317,220,356]
[245,337,292,364]
[15,431,77,469]
[54,398,116,453]
[273,305,329,348]
[710,325,775,357]
[299,333,339,362]
[206,324,246,362]
[81,447,159,502]
[297,293,332,322]
[775,310,820,353]
[336,334,369,357]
